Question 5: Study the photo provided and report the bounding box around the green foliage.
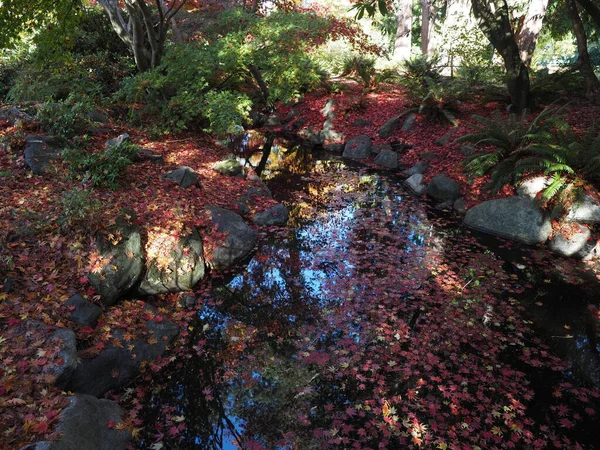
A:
[36,94,94,139]
[60,187,102,232]
[117,7,332,135]
[399,54,442,98]
[416,85,460,126]
[530,68,586,102]
[62,141,138,190]
[458,104,600,213]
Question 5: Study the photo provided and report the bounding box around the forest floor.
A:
[1,81,600,448]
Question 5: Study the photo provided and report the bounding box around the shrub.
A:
[60,187,102,232]
[36,94,94,139]
[62,141,138,189]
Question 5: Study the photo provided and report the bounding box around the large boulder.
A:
[342,135,372,159]
[66,304,178,397]
[66,294,102,327]
[88,216,144,306]
[162,166,199,188]
[548,223,591,258]
[401,161,428,177]
[50,328,78,388]
[20,395,131,450]
[516,176,551,199]
[253,203,289,226]
[204,207,258,269]
[426,174,461,203]
[0,106,34,125]
[138,227,205,295]
[464,196,552,245]
[24,135,61,175]
[401,113,417,132]
[378,115,402,139]
[565,195,600,223]
[374,150,398,169]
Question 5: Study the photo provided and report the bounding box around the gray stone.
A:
[565,195,600,223]
[66,294,102,326]
[401,113,417,132]
[353,118,373,127]
[548,223,591,257]
[453,198,467,215]
[321,99,337,119]
[24,135,61,175]
[378,115,401,138]
[236,201,251,216]
[372,144,392,154]
[163,166,199,188]
[89,109,110,124]
[213,158,244,176]
[104,133,129,150]
[419,151,438,161]
[435,129,456,146]
[253,203,289,226]
[321,128,344,142]
[464,196,552,245]
[139,228,205,295]
[67,305,178,397]
[241,183,273,204]
[374,150,398,169]
[50,328,78,388]
[343,135,372,159]
[517,176,551,199]
[402,161,428,177]
[20,395,131,450]
[179,294,197,308]
[88,217,144,306]
[282,108,300,123]
[324,143,344,153]
[436,200,453,211]
[204,207,258,269]
[404,174,427,195]
[459,145,476,156]
[0,106,34,125]
[426,174,461,203]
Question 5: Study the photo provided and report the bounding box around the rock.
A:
[353,118,373,127]
[464,196,552,245]
[66,294,102,327]
[401,113,417,132]
[179,294,197,308]
[50,328,78,388]
[565,195,600,223]
[66,304,178,397]
[343,135,372,159]
[88,216,144,306]
[241,183,273,205]
[139,228,205,295]
[133,148,163,164]
[404,174,427,195]
[283,117,306,132]
[374,150,398,169]
[436,200,453,211]
[321,99,337,119]
[517,176,551,199]
[402,161,428,177]
[253,203,289,226]
[321,128,344,142]
[426,174,461,203]
[379,115,401,139]
[453,198,467,215]
[372,144,392,154]
[435,129,456,146]
[265,115,282,127]
[419,151,438,161]
[299,127,325,147]
[104,133,129,150]
[235,201,251,216]
[163,166,199,188]
[0,106,34,125]
[213,158,244,176]
[324,143,344,153]
[24,135,61,175]
[282,108,300,123]
[390,140,412,153]
[20,395,131,450]
[549,223,591,257]
[88,109,110,124]
[204,207,258,269]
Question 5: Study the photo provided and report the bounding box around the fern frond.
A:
[541,175,567,202]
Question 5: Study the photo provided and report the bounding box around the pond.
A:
[135,133,600,449]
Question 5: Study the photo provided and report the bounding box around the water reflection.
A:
[137,135,600,449]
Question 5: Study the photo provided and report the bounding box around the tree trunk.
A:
[420,0,433,56]
[576,0,600,30]
[394,0,413,62]
[516,0,549,68]
[567,0,600,97]
[471,0,533,113]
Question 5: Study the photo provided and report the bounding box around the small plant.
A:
[416,85,460,126]
[60,187,102,232]
[399,54,442,98]
[62,141,138,189]
[36,94,94,139]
